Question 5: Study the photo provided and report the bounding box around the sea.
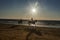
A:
[0,20,60,28]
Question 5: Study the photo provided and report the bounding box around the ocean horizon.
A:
[0,19,60,28]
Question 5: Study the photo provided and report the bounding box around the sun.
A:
[32,8,36,13]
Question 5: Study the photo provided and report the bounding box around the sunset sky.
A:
[0,0,60,20]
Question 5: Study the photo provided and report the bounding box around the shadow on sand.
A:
[26,28,42,40]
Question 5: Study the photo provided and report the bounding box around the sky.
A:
[0,0,60,20]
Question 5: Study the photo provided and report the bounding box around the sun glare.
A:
[32,8,36,13]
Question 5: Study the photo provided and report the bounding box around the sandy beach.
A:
[0,23,60,40]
